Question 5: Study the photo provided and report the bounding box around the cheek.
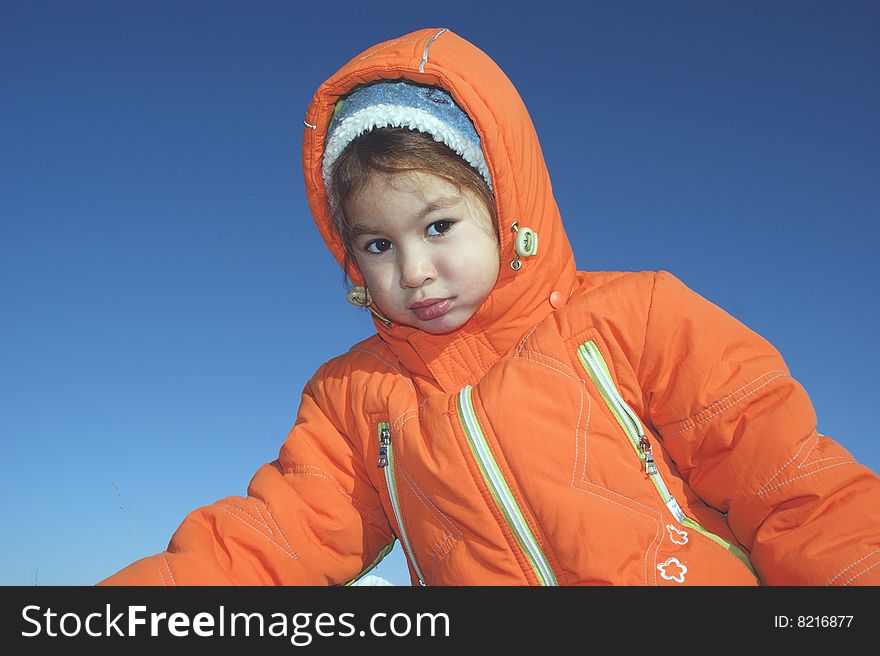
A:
[477,260,501,297]
[352,254,381,286]
[355,260,397,304]
[459,239,500,287]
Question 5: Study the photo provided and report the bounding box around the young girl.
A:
[101,28,880,586]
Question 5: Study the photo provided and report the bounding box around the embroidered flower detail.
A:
[666,524,689,545]
[657,557,688,583]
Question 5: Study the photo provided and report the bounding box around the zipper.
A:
[456,386,558,586]
[576,340,757,578]
[376,422,426,586]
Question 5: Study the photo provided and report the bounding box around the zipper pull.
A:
[639,435,658,475]
[377,424,391,468]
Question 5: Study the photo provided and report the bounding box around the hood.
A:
[302,28,577,392]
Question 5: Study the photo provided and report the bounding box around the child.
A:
[101,28,880,586]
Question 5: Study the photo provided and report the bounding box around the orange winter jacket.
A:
[101,28,880,586]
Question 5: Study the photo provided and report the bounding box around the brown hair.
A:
[326,127,497,280]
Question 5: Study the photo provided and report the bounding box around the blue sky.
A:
[2,1,877,586]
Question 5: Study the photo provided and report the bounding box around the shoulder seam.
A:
[637,270,660,382]
[659,370,790,436]
[348,346,415,392]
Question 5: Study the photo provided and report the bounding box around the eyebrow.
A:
[348,195,460,237]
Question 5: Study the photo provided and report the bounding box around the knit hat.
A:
[321,80,492,190]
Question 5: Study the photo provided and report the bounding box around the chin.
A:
[416,313,471,335]
[419,324,463,335]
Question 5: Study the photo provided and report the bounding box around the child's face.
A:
[345,171,500,335]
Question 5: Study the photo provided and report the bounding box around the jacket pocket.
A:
[576,339,757,579]
[374,418,461,585]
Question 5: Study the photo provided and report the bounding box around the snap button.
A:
[549,291,564,308]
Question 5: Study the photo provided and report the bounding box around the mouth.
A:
[409,297,455,321]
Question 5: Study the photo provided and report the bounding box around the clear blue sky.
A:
[2,1,877,585]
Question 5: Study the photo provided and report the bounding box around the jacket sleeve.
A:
[98,367,394,585]
[638,271,880,585]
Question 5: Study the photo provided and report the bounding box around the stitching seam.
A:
[756,430,858,496]
[662,371,788,436]
[843,560,880,586]
[829,551,880,585]
[348,346,415,392]
[282,464,384,520]
[217,505,298,561]
[757,462,860,496]
[153,557,167,586]
[161,554,176,586]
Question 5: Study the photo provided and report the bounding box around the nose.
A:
[398,245,436,289]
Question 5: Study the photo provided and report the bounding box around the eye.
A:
[364,238,393,254]
[426,220,454,237]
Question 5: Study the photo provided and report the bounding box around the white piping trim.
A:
[420,28,449,73]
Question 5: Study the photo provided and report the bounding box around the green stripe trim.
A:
[682,519,757,577]
[456,387,557,586]
[343,540,397,586]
